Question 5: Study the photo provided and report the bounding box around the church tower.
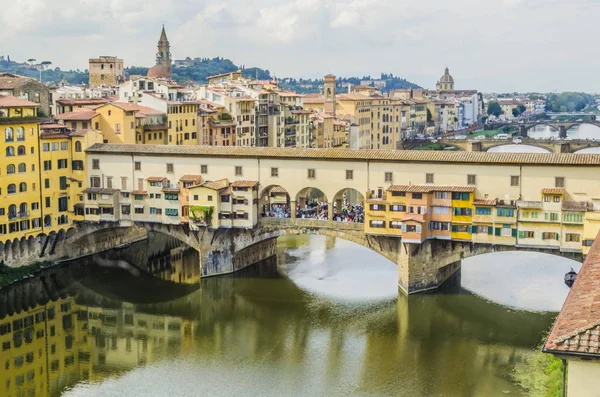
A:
[324,74,336,116]
[148,25,172,79]
[156,25,171,71]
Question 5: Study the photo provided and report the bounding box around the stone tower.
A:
[324,74,336,115]
[157,25,171,71]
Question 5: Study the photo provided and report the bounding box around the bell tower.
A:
[324,74,336,115]
[156,25,172,72]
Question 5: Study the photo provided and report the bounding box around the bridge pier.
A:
[559,126,568,139]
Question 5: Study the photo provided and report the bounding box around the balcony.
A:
[144,124,168,131]
[285,129,296,137]
[8,213,18,221]
[285,118,300,125]
[366,192,388,201]
[19,211,29,219]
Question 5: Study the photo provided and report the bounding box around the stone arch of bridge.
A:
[484,142,553,153]
[259,184,291,218]
[294,187,329,219]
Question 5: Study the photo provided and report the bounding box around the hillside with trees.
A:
[545,92,595,113]
[0,56,420,92]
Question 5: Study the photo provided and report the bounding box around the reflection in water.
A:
[575,147,600,154]
[529,123,600,140]
[0,235,573,396]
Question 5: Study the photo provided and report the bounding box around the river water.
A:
[488,124,600,153]
[0,234,580,397]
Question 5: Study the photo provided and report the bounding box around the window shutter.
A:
[512,228,517,238]
[488,226,493,235]
[555,233,559,240]
[452,224,458,233]
[495,228,501,236]
[518,231,524,239]
[416,225,422,233]
[401,224,407,233]
[466,208,472,216]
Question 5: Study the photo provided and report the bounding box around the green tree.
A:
[518,104,526,114]
[487,101,503,117]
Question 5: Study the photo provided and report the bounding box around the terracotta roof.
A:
[131,190,148,195]
[146,176,167,182]
[517,201,543,209]
[231,180,259,187]
[40,123,67,130]
[162,187,180,193]
[473,199,497,206]
[542,187,566,195]
[82,188,101,193]
[290,110,313,115]
[199,181,228,191]
[179,174,202,182]
[0,95,40,108]
[338,93,371,101]
[387,185,475,193]
[99,188,119,194]
[400,216,425,224]
[562,201,588,212]
[270,186,288,194]
[55,110,98,121]
[85,144,600,166]
[544,234,600,356]
[56,98,107,106]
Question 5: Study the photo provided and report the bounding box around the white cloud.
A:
[0,0,598,92]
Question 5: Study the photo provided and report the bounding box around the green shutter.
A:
[518,231,525,239]
[467,226,472,234]
[512,228,517,238]
[495,228,501,236]
[488,226,493,235]
[452,225,458,233]
[466,208,472,216]
[555,233,560,240]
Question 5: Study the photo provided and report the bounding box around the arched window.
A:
[44,215,52,227]
[17,146,26,156]
[19,203,27,215]
[8,205,17,218]
[75,141,82,152]
[7,164,15,174]
[7,184,16,194]
[5,127,13,142]
[19,182,27,192]
[18,163,26,173]
[6,146,14,156]
[16,127,25,141]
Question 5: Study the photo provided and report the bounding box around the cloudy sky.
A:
[2,0,598,92]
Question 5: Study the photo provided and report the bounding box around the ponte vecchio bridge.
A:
[6,144,600,294]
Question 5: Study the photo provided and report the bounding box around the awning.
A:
[134,205,145,209]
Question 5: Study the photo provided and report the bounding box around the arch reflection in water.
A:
[1,235,566,396]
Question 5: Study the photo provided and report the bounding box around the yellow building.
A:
[95,102,138,144]
[451,190,474,240]
[0,96,43,244]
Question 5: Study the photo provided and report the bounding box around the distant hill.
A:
[0,55,421,93]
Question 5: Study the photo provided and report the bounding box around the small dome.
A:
[147,64,171,79]
[439,67,454,83]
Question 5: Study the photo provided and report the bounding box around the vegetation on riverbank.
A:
[512,334,563,397]
[468,127,517,137]
[412,143,458,150]
[0,261,54,288]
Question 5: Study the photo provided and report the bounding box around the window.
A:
[17,163,25,173]
[60,142,68,151]
[412,193,422,200]
[453,207,472,216]
[433,206,449,214]
[7,164,15,174]
[135,162,141,171]
[106,177,112,189]
[19,182,27,192]
[426,173,434,184]
[51,143,58,151]
[166,163,174,173]
[451,192,470,201]
[307,168,315,179]
[553,196,561,203]
[497,207,515,217]
[16,127,24,141]
[390,204,406,212]
[17,145,25,156]
[134,207,144,214]
[434,192,448,199]
[563,213,583,223]
[451,224,470,234]
[343,170,353,180]
[45,197,51,208]
[6,146,14,156]
[5,127,13,142]
[271,167,278,177]
[369,220,385,228]
[389,221,402,229]
[369,204,385,211]
[565,233,580,242]
[583,239,594,247]
[57,159,67,169]
[75,141,82,152]
[429,222,450,231]
[384,172,393,183]
[542,232,559,240]
[92,159,100,169]
[555,177,565,188]
[201,165,208,174]
[43,160,51,171]
[475,207,491,215]
[511,176,520,186]
[518,230,535,239]
[115,123,121,134]
[467,174,476,185]
[90,176,101,188]
[544,195,551,202]
[7,184,16,194]
[42,143,50,152]
[207,195,213,202]
[544,212,559,221]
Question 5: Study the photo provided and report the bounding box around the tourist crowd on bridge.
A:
[333,202,364,223]
[297,200,329,220]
